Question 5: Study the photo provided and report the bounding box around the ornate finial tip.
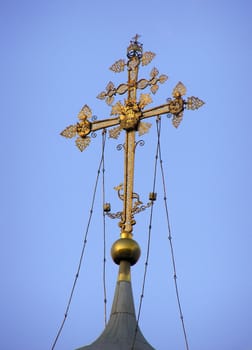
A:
[127,34,143,59]
[132,33,141,42]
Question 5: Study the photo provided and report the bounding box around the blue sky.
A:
[1,0,252,349]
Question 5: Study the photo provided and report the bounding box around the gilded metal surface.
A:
[119,101,140,130]
[60,104,93,151]
[138,122,152,136]
[186,96,205,110]
[103,203,111,212]
[123,131,136,234]
[61,36,204,236]
[106,210,122,220]
[138,93,152,109]
[141,51,156,66]
[75,136,91,151]
[132,201,152,215]
[106,184,152,222]
[109,125,121,139]
[127,34,143,58]
[97,81,116,106]
[108,97,151,139]
[111,238,141,266]
[173,81,187,97]
[110,59,126,73]
[172,111,184,129]
[149,192,157,201]
[117,260,131,281]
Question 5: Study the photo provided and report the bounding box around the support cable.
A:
[156,118,190,350]
[51,133,107,350]
[131,117,160,350]
[101,129,108,326]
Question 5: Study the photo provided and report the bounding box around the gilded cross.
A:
[61,36,204,238]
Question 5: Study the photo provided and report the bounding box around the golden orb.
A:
[111,238,141,266]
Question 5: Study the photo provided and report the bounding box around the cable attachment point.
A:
[149,192,157,201]
[103,203,111,212]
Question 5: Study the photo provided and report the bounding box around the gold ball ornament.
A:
[111,238,141,266]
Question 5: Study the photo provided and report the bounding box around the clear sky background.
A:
[1,0,252,349]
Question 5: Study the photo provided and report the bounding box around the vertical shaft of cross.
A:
[122,131,135,237]
[120,52,140,238]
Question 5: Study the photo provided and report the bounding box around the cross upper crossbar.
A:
[61,38,204,152]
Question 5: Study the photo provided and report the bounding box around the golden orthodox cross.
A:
[61,36,204,241]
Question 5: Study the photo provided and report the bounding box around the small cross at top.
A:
[132,34,141,42]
